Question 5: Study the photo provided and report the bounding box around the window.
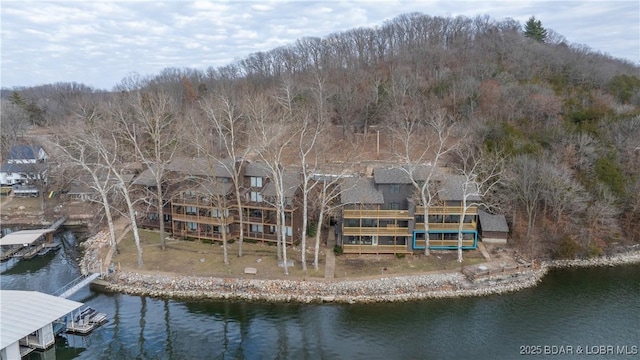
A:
[445,215,460,223]
[217,177,229,183]
[211,209,229,218]
[362,219,378,227]
[186,206,197,215]
[429,215,443,223]
[186,222,197,231]
[250,191,263,202]
[286,226,292,237]
[250,209,262,218]
[389,202,399,210]
[344,219,360,227]
[389,184,400,193]
[184,190,196,198]
[250,177,263,188]
[250,224,263,233]
[415,215,425,223]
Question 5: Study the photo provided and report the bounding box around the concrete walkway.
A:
[103,217,132,268]
[477,241,492,261]
[324,226,336,278]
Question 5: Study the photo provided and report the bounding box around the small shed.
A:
[478,209,509,244]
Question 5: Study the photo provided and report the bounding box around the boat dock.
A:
[0,217,66,262]
[0,291,84,358]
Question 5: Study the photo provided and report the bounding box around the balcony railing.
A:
[177,229,239,241]
[171,214,235,225]
[414,222,477,231]
[414,239,475,248]
[342,244,411,254]
[244,231,293,244]
[343,209,413,219]
[415,206,477,215]
[342,226,411,236]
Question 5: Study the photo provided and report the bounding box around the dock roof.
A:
[0,290,83,349]
[0,229,55,246]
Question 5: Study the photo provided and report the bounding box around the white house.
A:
[1,145,48,186]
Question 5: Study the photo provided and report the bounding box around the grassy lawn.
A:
[112,229,487,280]
[334,251,486,278]
[112,229,326,279]
[0,196,42,212]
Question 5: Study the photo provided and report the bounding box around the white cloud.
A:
[1,0,637,89]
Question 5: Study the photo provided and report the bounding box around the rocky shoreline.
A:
[79,231,640,304]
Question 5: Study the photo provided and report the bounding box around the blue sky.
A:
[1,0,638,90]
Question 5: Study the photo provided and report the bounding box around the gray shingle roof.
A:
[340,177,384,204]
[131,168,156,187]
[478,209,509,232]
[373,165,440,184]
[245,161,271,177]
[167,157,234,178]
[198,181,234,196]
[261,171,300,197]
[439,175,481,202]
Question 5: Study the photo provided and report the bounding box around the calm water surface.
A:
[2,231,639,359]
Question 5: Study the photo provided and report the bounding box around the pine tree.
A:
[524,16,547,43]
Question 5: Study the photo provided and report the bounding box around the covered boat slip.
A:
[0,229,57,261]
[0,290,83,359]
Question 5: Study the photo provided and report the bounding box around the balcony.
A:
[342,226,411,236]
[343,209,413,219]
[177,229,239,242]
[171,213,235,225]
[244,231,293,244]
[342,244,411,254]
[414,239,475,248]
[416,206,477,215]
[414,222,477,231]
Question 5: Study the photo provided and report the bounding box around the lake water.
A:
[2,231,639,359]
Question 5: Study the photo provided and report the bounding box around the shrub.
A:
[307,222,317,238]
[594,157,626,197]
[395,253,406,259]
[553,236,581,259]
[333,245,343,256]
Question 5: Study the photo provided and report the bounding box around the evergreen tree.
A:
[524,16,547,43]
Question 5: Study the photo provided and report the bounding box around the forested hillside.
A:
[3,13,639,259]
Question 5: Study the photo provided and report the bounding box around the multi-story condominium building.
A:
[240,162,302,244]
[337,166,480,254]
[134,159,502,254]
[136,158,302,245]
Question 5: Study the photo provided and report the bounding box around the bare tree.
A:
[80,113,145,267]
[247,94,298,275]
[114,90,181,251]
[51,125,118,250]
[199,93,250,257]
[393,107,454,255]
[453,146,504,262]
[507,155,544,240]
